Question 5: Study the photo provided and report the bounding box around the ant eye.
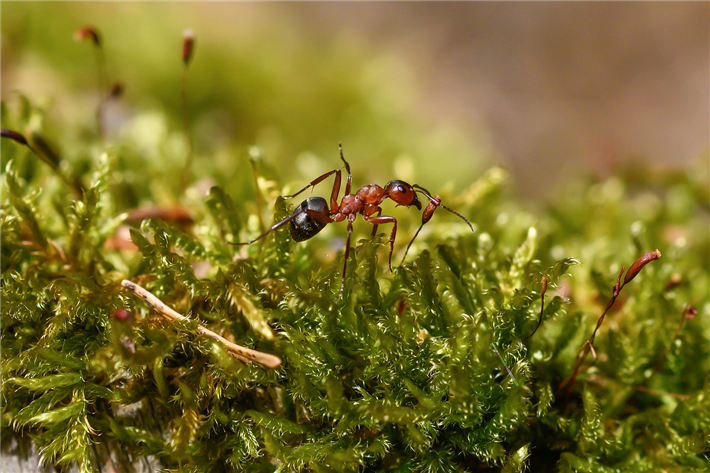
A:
[397,185,406,194]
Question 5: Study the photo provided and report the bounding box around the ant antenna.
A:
[413,185,474,232]
[400,185,474,265]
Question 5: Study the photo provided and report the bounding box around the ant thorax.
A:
[338,184,386,216]
[338,194,364,215]
[355,184,386,204]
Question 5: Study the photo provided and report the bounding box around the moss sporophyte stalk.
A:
[2,25,708,473]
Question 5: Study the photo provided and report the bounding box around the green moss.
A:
[2,25,709,473]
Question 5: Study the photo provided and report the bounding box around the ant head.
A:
[384,180,422,210]
[289,197,329,242]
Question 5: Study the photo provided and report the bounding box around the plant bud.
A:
[684,305,698,320]
[182,30,195,65]
[75,26,101,46]
[108,82,124,99]
[664,274,682,291]
[624,249,661,285]
[113,308,133,322]
[1,129,29,146]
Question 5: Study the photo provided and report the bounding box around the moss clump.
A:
[2,27,709,473]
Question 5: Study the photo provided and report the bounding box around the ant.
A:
[234,143,474,298]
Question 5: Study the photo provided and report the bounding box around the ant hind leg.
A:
[338,217,355,299]
[339,142,353,195]
[230,210,304,246]
[283,168,341,201]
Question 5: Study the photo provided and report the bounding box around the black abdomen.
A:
[289,197,329,242]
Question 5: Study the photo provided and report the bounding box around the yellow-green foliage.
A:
[2,20,709,473]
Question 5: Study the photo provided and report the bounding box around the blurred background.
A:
[2,2,708,199]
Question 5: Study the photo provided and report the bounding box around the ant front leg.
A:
[364,214,397,272]
[398,199,438,265]
[400,189,475,266]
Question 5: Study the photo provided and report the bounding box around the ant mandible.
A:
[234,143,474,298]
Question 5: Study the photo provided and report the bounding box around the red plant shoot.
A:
[558,250,661,395]
[181,29,196,190]
[75,25,109,141]
[522,277,548,341]
[1,129,83,196]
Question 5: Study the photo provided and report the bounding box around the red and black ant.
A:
[234,144,474,297]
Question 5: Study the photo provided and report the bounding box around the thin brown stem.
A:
[180,31,195,191]
[121,280,281,369]
[180,65,194,190]
[75,26,108,142]
[522,277,548,341]
[95,44,109,143]
[633,385,690,401]
[557,250,660,396]
[1,129,83,197]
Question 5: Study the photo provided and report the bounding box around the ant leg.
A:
[338,142,353,195]
[339,216,355,299]
[364,215,397,272]
[329,169,342,213]
[284,168,341,203]
[230,209,329,246]
[400,189,475,266]
[400,224,424,266]
[370,209,381,238]
[400,198,439,265]
[230,212,302,245]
